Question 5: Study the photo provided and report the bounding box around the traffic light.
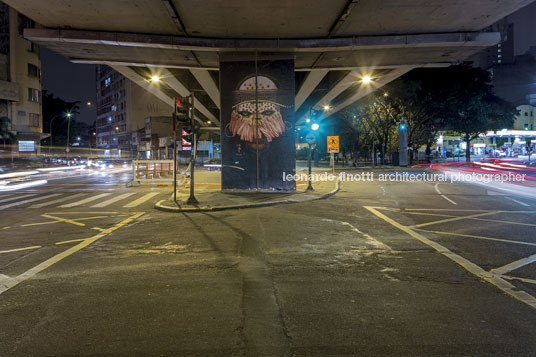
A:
[399,122,407,130]
[524,123,530,131]
[181,129,192,151]
[174,95,192,130]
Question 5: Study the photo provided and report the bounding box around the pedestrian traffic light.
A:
[181,128,192,151]
[399,122,407,130]
[524,124,530,131]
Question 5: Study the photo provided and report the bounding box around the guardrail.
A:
[131,160,181,184]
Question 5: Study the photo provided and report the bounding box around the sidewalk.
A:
[154,168,340,212]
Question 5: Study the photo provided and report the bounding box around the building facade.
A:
[95,65,170,157]
[0,3,42,152]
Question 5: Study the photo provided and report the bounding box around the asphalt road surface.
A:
[2,168,536,356]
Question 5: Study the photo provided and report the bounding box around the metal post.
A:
[187,95,198,205]
[173,98,177,202]
[66,115,71,165]
[371,140,375,167]
[306,144,314,192]
[331,152,334,175]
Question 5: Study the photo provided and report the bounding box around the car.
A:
[203,158,221,171]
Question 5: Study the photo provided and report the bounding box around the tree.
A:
[41,91,80,147]
[433,65,517,161]
[0,116,16,150]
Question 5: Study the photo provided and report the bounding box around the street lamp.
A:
[361,75,372,84]
[65,112,72,165]
[311,123,319,131]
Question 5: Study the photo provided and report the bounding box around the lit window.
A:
[27,88,40,103]
[104,77,111,88]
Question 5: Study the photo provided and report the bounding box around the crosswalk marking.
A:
[91,193,135,208]
[60,193,112,208]
[0,193,36,204]
[123,192,159,208]
[30,193,87,209]
[0,194,62,210]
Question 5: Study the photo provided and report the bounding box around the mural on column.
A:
[220,58,296,191]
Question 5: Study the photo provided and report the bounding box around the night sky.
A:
[39,2,536,125]
[40,48,96,124]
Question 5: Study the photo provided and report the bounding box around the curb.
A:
[154,177,341,213]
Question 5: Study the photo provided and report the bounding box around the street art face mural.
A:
[229,76,286,144]
[220,57,295,191]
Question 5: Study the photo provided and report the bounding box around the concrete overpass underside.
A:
[5,0,536,126]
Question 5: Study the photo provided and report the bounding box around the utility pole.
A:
[172,98,178,202]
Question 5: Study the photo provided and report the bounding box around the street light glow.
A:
[361,75,372,84]
[323,105,331,111]
[311,123,319,131]
[66,112,72,118]
[306,118,311,123]
[150,75,161,83]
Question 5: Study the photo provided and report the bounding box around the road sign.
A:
[306,133,316,144]
[327,136,339,153]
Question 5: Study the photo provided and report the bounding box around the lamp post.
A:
[65,112,72,165]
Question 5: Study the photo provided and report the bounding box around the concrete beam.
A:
[295,70,328,111]
[189,69,220,109]
[312,71,360,110]
[328,67,413,116]
[111,65,175,108]
[25,28,501,52]
[159,68,220,126]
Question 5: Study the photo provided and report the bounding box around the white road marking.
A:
[59,193,111,208]
[0,193,36,204]
[91,193,135,208]
[434,183,457,205]
[0,246,41,254]
[0,194,61,210]
[29,193,86,208]
[365,206,536,311]
[123,192,159,208]
[490,253,536,275]
[506,197,530,207]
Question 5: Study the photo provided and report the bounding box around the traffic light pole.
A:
[172,98,177,202]
[187,95,198,205]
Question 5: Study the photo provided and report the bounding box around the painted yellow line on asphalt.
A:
[405,209,536,213]
[0,194,62,211]
[410,211,501,228]
[30,193,86,208]
[0,212,145,295]
[0,246,41,254]
[59,193,111,208]
[491,253,536,275]
[365,206,536,311]
[123,192,159,208]
[91,193,135,208]
[413,228,536,247]
[55,238,88,245]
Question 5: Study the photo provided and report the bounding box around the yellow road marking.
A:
[410,211,501,228]
[21,214,85,227]
[491,253,536,275]
[55,238,88,245]
[91,227,106,232]
[0,246,41,254]
[0,212,144,295]
[365,206,536,311]
[413,228,536,247]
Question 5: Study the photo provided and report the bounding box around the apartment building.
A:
[0,3,42,152]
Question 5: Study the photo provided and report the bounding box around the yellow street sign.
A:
[327,136,339,153]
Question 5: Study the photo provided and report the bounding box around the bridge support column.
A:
[219,54,296,192]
